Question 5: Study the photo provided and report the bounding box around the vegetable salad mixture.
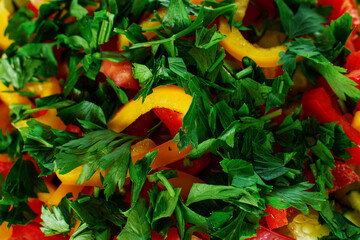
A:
[2,0,360,239]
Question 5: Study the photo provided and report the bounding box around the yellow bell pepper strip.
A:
[352,111,360,133]
[0,0,13,50]
[37,181,57,204]
[1,78,66,130]
[56,167,106,187]
[47,184,84,206]
[108,85,192,132]
[218,0,288,68]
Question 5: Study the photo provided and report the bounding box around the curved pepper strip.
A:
[108,85,192,132]
[218,0,287,68]
[0,79,66,130]
[0,0,13,50]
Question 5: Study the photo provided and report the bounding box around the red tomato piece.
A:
[247,226,294,240]
[65,124,82,137]
[152,108,184,138]
[301,88,341,123]
[328,161,359,193]
[264,205,288,230]
[27,2,39,18]
[301,88,360,166]
[100,60,139,89]
[10,223,69,240]
[28,199,44,224]
[317,0,360,30]
[0,161,13,178]
[345,51,360,72]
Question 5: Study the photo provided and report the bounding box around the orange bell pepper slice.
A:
[218,0,287,68]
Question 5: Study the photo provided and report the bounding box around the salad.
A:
[1,0,360,239]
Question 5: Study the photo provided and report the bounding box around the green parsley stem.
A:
[156,172,176,197]
[259,109,282,121]
[143,25,164,32]
[78,196,91,204]
[235,66,253,79]
[94,186,100,198]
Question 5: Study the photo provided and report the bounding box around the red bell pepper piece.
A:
[301,88,360,166]
[152,108,184,138]
[329,161,359,193]
[317,0,360,43]
[264,205,288,230]
[247,226,295,240]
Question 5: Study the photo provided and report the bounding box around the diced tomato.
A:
[301,88,360,166]
[0,160,13,178]
[345,51,360,72]
[10,223,69,240]
[243,0,276,27]
[247,226,295,240]
[152,108,184,138]
[318,0,360,51]
[65,124,82,137]
[286,207,298,218]
[28,199,44,224]
[100,60,139,89]
[100,35,120,52]
[317,0,360,31]
[315,77,336,97]
[264,205,288,230]
[328,161,359,193]
[301,88,341,123]
[27,2,39,18]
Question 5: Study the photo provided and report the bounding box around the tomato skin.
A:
[28,199,44,224]
[264,205,288,230]
[152,108,184,138]
[65,124,82,137]
[345,51,360,73]
[329,161,359,193]
[100,60,139,89]
[317,0,360,29]
[10,223,69,240]
[27,2,39,18]
[0,161,13,178]
[247,226,294,240]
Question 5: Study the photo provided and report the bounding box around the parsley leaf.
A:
[117,198,151,240]
[276,0,327,40]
